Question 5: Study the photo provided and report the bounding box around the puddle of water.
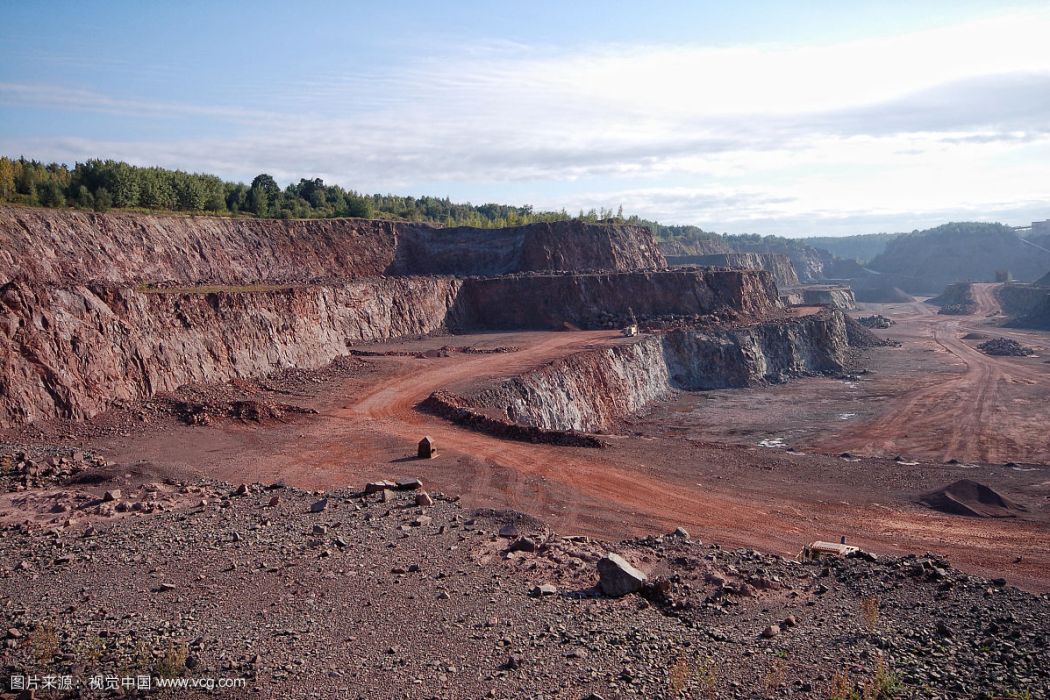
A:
[837,412,857,420]
[1011,466,1037,472]
[758,438,785,448]
[897,460,920,466]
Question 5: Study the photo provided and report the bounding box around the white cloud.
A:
[3,9,1050,234]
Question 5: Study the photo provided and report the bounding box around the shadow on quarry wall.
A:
[449,269,781,331]
[999,283,1050,330]
[423,310,851,441]
[929,282,978,315]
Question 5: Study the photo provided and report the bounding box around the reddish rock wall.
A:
[0,278,463,426]
[0,207,664,286]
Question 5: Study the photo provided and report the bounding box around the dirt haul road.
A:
[101,321,1050,591]
[819,283,1050,464]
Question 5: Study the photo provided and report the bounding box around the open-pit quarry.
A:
[2,206,1049,698]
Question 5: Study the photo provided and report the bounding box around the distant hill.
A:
[801,233,903,264]
[867,222,1050,294]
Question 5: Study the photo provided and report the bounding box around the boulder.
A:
[596,552,646,597]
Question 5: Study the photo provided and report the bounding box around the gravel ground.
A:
[1,481,1047,699]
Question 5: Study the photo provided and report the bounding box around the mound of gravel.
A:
[978,337,1034,357]
[919,479,1027,518]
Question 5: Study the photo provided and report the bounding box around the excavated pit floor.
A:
[6,304,1050,592]
[637,285,1050,466]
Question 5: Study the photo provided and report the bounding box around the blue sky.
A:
[2,1,1049,235]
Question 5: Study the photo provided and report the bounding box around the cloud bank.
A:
[2,10,1049,235]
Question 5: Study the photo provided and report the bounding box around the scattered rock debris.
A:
[977,337,1035,357]
[1,482,1046,698]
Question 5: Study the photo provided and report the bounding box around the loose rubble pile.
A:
[1,479,1046,698]
[857,314,895,329]
[170,399,318,426]
[0,450,104,491]
[977,337,1035,357]
[937,302,978,316]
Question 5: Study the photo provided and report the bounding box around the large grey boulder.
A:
[597,552,647,597]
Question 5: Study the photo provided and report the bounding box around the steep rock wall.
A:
[665,253,800,287]
[1,207,399,285]
[454,270,781,330]
[0,278,463,426]
[800,286,857,310]
[0,207,664,285]
[0,268,780,426]
[999,284,1050,330]
[390,220,666,277]
[448,311,849,433]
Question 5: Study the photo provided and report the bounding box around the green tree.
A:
[0,157,14,200]
[94,187,113,212]
[247,173,279,216]
[38,180,66,207]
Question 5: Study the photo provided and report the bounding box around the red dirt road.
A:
[98,313,1050,591]
[818,284,1050,464]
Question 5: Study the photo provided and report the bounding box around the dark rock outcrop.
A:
[799,286,857,310]
[453,269,781,331]
[999,283,1050,330]
[929,283,977,315]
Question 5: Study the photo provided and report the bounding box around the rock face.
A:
[0,207,664,285]
[799,286,857,310]
[999,283,1050,330]
[664,253,800,287]
[0,278,464,426]
[437,310,850,433]
[392,220,667,276]
[659,237,846,283]
[0,206,675,427]
[1,205,806,427]
[453,270,782,331]
[930,283,977,315]
[0,267,785,426]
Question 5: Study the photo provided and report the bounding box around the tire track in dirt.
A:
[819,284,1050,464]
[308,326,1049,590]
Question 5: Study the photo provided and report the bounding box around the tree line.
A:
[0,156,645,229]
